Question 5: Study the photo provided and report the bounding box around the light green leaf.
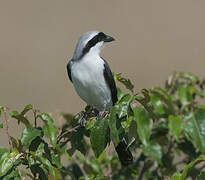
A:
[40,113,57,148]
[171,172,181,180]
[150,95,165,114]
[117,94,133,118]
[142,141,162,164]
[184,110,205,154]
[179,72,199,83]
[0,149,20,176]
[151,87,175,114]
[133,107,151,146]
[178,84,195,105]
[21,125,41,149]
[168,115,183,141]
[90,117,109,158]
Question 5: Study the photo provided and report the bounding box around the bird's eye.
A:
[98,32,106,42]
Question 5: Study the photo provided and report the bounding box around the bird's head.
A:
[72,30,115,60]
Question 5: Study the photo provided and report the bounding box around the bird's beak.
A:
[104,35,115,42]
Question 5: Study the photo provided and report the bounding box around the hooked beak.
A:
[104,35,115,42]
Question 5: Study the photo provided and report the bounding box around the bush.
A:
[0,72,205,180]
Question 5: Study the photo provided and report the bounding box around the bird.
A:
[66,30,133,166]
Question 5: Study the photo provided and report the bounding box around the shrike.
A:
[67,30,133,165]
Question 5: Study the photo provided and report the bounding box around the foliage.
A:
[0,72,205,179]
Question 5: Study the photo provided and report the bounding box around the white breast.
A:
[71,55,112,111]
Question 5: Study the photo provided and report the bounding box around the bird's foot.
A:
[97,111,109,120]
[79,105,92,127]
[80,116,87,127]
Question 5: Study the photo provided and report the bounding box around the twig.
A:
[137,160,146,180]
[57,124,80,144]
[33,109,37,128]
[3,107,12,149]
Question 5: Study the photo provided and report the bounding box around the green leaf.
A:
[21,104,33,116]
[108,107,119,146]
[0,106,2,129]
[117,94,133,118]
[114,73,134,92]
[142,141,162,164]
[178,84,195,105]
[85,118,96,130]
[184,110,205,154]
[40,113,57,148]
[0,106,2,117]
[68,127,87,156]
[180,156,205,180]
[117,87,124,101]
[133,107,151,146]
[171,172,181,180]
[10,110,30,126]
[150,95,165,114]
[0,148,9,158]
[198,172,205,180]
[0,149,20,176]
[90,117,109,158]
[179,72,199,83]
[150,87,175,114]
[168,115,183,141]
[30,164,48,180]
[21,125,41,149]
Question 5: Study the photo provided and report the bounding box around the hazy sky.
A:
[0,0,205,114]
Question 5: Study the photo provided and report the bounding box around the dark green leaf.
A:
[198,172,205,180]
[133,107,151,146]
[29,136,43,152]
[142,141,162,164]
[69,127,87,155]
[30,164,48,180]
[40,113,57,148]
[168,115,183,141]
[0,106,2,118]
[108,107,119,145]
[20,104,33,116]
[21,125,41,149]
[90,117,109,158]
[10,110,30,126]
[0,124,3,128]
[114,73,134,92]
[184,110,205,154]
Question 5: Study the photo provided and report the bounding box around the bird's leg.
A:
[80,105,92,127]
[96,104,109,120]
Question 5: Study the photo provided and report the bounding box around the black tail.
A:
[115,139,133,166]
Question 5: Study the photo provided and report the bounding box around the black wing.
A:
[102,58,118,105]
[67,60,73,82]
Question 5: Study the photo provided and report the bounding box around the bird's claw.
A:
[80,117,86,127]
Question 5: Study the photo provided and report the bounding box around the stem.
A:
[3,107,11,149]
